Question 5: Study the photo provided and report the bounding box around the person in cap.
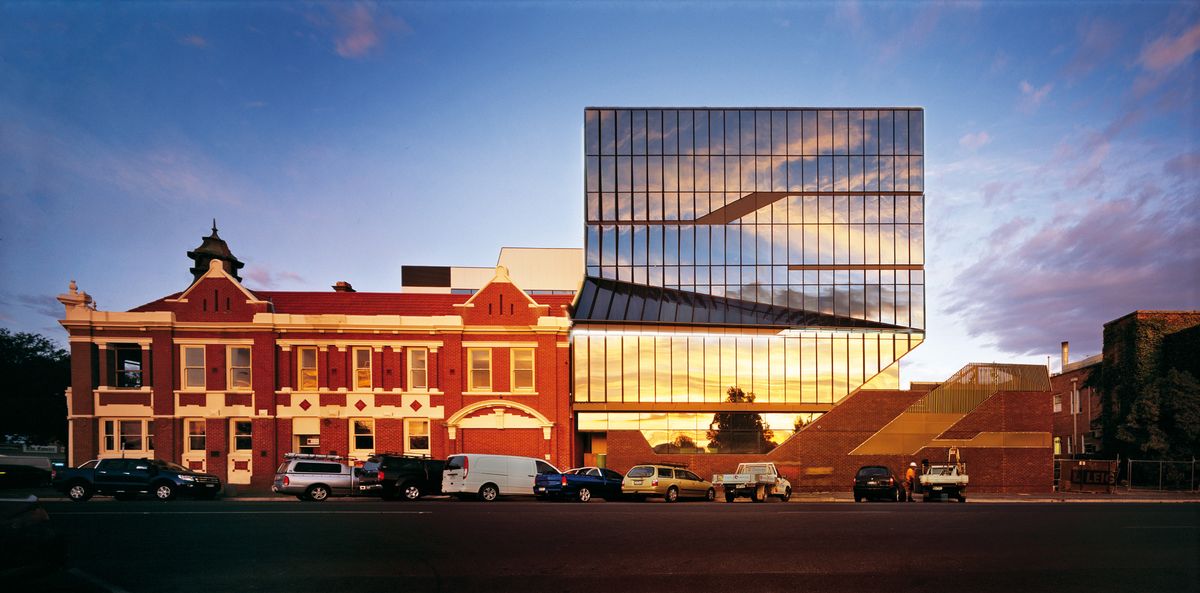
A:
[904,462,918,502]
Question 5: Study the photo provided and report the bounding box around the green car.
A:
[621,464,716,502]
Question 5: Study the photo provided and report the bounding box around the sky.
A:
[1,1,1197,384]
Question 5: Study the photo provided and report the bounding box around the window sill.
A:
[466,391,539,396]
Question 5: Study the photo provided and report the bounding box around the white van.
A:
[441,454,560,501]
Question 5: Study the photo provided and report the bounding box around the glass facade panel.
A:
[577,107,924,417]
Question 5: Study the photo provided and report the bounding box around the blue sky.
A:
[1,1,1196,383]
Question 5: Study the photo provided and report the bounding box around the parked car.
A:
[441,454,560,501]
[853,465,901,502]
[534,466,624,501]
[359,454,444,500]
[0,456,54,489]
[713,462,793,502]
[273,453,368,501]
[621,463,716,502]
[53,458,221,501]
[0,495,65,580]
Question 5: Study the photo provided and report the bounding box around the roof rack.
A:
[283,452,357,463]
[635,461,690,468]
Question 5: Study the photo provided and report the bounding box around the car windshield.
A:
[627,466,654,478]
[857,467,890,478]
[930,465,956,475]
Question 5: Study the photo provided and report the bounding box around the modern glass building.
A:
[571,107,925,455]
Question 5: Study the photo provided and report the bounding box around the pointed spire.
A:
[211,218,219,237]
[187,221,244,283]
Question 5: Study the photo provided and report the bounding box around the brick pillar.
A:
[97,343,109,388]
[373,348,384,390]
[140,345,151,388]
[278,348,293,391]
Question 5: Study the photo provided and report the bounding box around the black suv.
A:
[361,455,444,501]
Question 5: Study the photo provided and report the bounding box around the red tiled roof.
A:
[130,291,575,316]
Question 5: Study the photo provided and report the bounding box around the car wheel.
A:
[67,482,93,502]
[665,486,679,503]
[306,484,330,502]
[403,483,422,501]
[153,482,176,501]
[478,483,499,502]
[958,494,967,503]
[577,487,592,502]
[780,487,792,502]
[724,490,736,503]
[706,488,716,502]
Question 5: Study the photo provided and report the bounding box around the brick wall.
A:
[459,428,544,458]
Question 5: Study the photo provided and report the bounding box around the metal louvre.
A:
[572,276,905,330]
[907,363,1051,414]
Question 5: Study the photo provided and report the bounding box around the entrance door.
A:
[182,419,207,472]
[228,419,253,485]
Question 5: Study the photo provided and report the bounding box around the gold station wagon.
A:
[621,463,716,502]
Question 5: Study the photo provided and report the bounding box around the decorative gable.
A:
[456,266,550,326]
[165,259,271,322]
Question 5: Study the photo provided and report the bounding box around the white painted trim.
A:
[172,338,256,345]
[461,341,539,348]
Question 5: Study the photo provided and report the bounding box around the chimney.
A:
[332,281,355,293]
[1061,341,1069,370]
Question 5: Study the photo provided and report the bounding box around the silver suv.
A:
[272,454,362,501]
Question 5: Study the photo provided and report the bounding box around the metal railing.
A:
[1127,459,1199,491]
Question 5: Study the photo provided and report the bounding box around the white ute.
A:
[919,447,969,502]
[713,462,792,503]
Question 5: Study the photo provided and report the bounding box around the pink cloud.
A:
[1062,19,1121,80]
[179,35,208,48]
[1019,80,1053,111]
[959,131,991,150]
[318,2,410,59]
[1138,22,1200,72]
[243,266,305,289]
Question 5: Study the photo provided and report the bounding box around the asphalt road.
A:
[18,497,1200,593]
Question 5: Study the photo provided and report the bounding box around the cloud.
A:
[959,131,991,150]
[1062,19,1121,81]
[243,266,305,289]
[179,35,208,48]
[1018,80,1053,112]
[308,1,411,59]
[0,293,62,321]
[1138,22,1200,72]
[243,101,267,109]
[1164,152,1200,179]
[1133,21,1200,97]
[947,191,1200,356]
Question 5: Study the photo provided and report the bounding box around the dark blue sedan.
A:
[533,467,624,502]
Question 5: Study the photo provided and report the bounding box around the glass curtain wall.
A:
[583,108,924,329]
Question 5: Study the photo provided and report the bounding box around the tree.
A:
[706,386,776,454]
[0,329,70,443]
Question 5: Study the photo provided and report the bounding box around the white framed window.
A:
[352,418,375,452]
[511,348,535,392]
[1053,393,1062,413]
[182,346,205,390]
[405,418,430,455]
[408,348,428,391]
[231,419,253,452]
[185,419,206,453]
[353,347,372,390]
[228,346,251,390]
[101,419,153,454]
[297,346,318,391]
[468,348,491,392]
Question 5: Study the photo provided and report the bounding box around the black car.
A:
[853,465,901,502]
[53,458,222,501]
[361,455,444,501]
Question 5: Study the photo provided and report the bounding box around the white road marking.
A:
[1123,525,1198,529]
[54,510,432,516]
[68,568,134,593]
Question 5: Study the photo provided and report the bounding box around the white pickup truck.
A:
[919,461,969,502]
[712,462,792,503]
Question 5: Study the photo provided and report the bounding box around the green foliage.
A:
[0,329,70,443]
[705,386,776,454]
[1098,315,1200,460]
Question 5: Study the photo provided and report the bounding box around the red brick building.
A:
[1050,342,1102,458]
[57,228,574,490]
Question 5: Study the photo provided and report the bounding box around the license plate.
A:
[867,481,878,486]
[633,479,643,485]
[536,487,545,492]
[933,486,943,491]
